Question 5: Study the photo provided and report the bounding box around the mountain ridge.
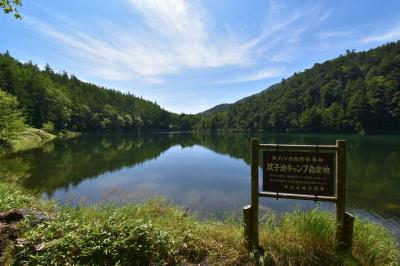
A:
[198,84,280,116]
[195,41,400,133]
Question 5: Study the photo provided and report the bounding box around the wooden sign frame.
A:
[243,138,354,253]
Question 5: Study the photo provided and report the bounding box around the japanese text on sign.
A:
[263,151,335,196]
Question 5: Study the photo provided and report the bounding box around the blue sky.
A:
[1,0,400,114]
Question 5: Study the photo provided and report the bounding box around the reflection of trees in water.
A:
[345,136,400,218]
[0,156,31,183]
[1,133,399,219]
[1,133,195,196]
[197,133,400,219]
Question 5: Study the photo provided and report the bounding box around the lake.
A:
[1,132,399,239]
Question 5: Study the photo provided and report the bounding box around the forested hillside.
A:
[197,104,231,116]
[196,41,400,134]
[0,52,198,134]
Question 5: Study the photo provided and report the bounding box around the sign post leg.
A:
[336,140,353,253]
[243,204,253,248]
[250,138,259,249]
[343,212,355,251]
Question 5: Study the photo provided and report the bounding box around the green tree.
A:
[123,114,133,129]
[0,89,26,146]
[299,107,322,132]
[134,116,144,131]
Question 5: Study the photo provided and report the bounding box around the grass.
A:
[0,182,399,265]
[0,183,52,213]
[9,128,55,152]
[0,127,80,154]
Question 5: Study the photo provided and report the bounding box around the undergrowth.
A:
[0,183,398,265]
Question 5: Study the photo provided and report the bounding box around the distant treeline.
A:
[0,52,198,134]
[196,41,400,134]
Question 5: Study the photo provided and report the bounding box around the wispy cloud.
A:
[27,0,331,84]
[362,25,400,43]
[318,31,351,39]
[212,67,284,85]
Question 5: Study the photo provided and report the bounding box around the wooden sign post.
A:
[243,138,354,253]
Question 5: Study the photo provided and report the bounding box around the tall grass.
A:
[1,183,399,265]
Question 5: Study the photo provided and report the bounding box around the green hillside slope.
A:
[196,41,400,134]
[0,52,198,133]
[197,104,231,116]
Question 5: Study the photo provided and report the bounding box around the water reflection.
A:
[0,133,399,224]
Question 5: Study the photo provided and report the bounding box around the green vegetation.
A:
[197,103,232,116]
[196,41,400,134]
[0,52,199,138]
[0,89,26,147]
[0,89,55,152]
[0,182,398,265]
[9,128,55,152]
[0,0,21,19]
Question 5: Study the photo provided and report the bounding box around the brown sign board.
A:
[263,151,335,196]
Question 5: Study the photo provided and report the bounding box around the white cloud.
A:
[362,26,400,43]
[27,0,331,83]
[212,67,284,85]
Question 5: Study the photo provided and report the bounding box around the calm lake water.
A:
[1,132,399,238]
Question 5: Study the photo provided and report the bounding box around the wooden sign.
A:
[262,151,334,196]
[243,139,354,254]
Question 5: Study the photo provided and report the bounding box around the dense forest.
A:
[196,41,400,134]
[0,52,198,141]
